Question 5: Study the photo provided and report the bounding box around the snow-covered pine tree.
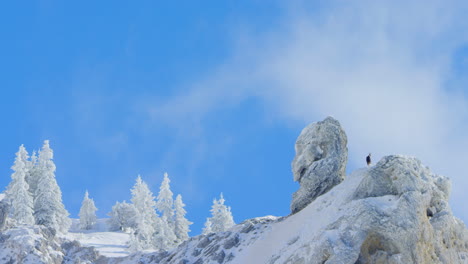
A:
[152,215,177,250]
[79,191,98,230]
[33,140,71,233]
[202,218,213,235]
[107,201,137,231]
[155,172,177,248]
[130,175,158,250]
[205,193,235,233]
[5,145,35,226]
[156,172,175,227]
[173,194,192,244]
[26,150,40,200]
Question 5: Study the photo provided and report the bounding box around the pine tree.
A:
[156,172,175,227]
[155,172,178,248]
[202,218,213,235]
[34,140,71,233]
[130,175,158,250]
[6,145,35,226]
[26,151,39,200]
[204,193,235,234]
[79,191,98,230]
[152,216,177,250]
[173,194,192,244]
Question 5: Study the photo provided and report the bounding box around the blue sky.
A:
[2,0,468,235]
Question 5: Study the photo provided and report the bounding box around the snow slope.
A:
[233,167,367,263]
[67,218,131,258]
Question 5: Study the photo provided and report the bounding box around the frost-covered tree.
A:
[79,191,98,230]
[130,175,158,250]
[5,145,35,226]
[156,172,175,227]
[154,172,177,249]
[152,216,177,250]
[26,151,40,200]
[173,194,192,244]
[34,140,71,233]
[204,193,235,234]
[107,201,137,231]
[202,218,212,235]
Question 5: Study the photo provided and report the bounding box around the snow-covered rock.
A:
[0,225,102,264]
[290,116,348,214]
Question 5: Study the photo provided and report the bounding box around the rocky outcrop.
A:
[350,155,465,263]
[272,155,468,264]
[290,116,348,214]
[0,226,63,264]
[0,225,101,264]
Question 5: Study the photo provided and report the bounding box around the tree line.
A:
[3,141,235,251]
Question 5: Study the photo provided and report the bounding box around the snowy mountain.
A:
[102,156,468,263]
[1,117,468,263]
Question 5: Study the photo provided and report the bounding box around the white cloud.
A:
[149,0,468,221]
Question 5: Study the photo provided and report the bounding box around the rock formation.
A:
[290,116,348,214]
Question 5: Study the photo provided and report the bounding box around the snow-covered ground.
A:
[67,218,131,257]
[231,168,368,263]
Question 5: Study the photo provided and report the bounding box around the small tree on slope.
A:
[79,191,98,230]
[130,175,158,250]
[202,218,213,235]
[34,140,71,233]
[6,145,35,226]
[204,193,235,234]
[107,201,137,231]
[173,194,192,244]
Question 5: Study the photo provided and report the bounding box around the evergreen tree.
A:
[130,175,158,250]
[173,194,192,244]
[152,216,176,250]
[156,172,175,227]
[204,193,235,233]
[26,150,39,200]
[202,218,213,235]
[34,140,71,233]
[79,191,98,230]
[6,145,34,226]
[155,172,177,248]
[107,201,137,231]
